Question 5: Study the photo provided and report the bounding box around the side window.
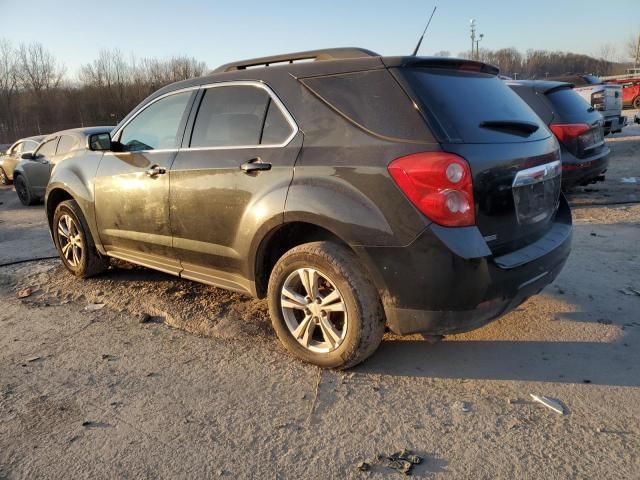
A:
[10,142,23,155]
[119,91,193,152]
[23,141,38,153]
[56,135,77,155]
[35,138,58,158]
[261,99,293,145]
[190,85,270,148]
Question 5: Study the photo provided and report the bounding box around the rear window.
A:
[402,68,549,144]
[546,88,593,122]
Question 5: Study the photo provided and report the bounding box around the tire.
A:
[267,241,385,369]
[52,199,109,278]
[14,175,36,206]
[634,96,640,110]
[0,168,10,185]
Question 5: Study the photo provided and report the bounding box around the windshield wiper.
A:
[479,120,540,136]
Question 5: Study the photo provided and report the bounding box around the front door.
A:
[94,89,196,274]
[169,82,301,292]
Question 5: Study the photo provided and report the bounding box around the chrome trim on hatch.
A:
[512,160,561,188]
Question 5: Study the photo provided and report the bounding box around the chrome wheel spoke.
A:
[318,316,341,348]
[298,268,319,299]
[57,215,82,268]
[61,242,71,257]
[281,287,308,310]
[320,289,341,307]
[322,301,345,313]
[292,315,314,347]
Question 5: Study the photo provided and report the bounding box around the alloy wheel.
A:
[280,267,348,353]
[57,214,84,268]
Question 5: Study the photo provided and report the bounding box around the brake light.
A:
[591,91,606,111]
[388,152,475,227]
[549,124,590,143]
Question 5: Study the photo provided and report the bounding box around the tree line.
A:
[1,38,636,145]
[434,47,631,79]
[0,39,206,144]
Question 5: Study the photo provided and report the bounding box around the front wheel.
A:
[267,241,385,369]
[52,200,109,278]
[14,175,35,206]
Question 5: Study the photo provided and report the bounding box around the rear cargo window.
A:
[546,88,592,122]
[301,70,433,142]
[402,68,549,144]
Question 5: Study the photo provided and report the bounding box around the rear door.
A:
[4,141,24,178]
[169,82,301,292]
[94,89,196,273]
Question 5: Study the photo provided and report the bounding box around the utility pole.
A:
[470,19,476,60]
[635,33,640,69]
[475,33,484,60]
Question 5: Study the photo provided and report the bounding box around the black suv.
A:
[508,80,610,189]
[45,48,572,368]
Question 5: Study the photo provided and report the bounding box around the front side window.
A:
[22,141,38,153]
[119,91,192,152]
[190,85,292,148]
[36,138,58,158]
[10,142,24,155]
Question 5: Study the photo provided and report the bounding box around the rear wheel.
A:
[0,168,10,185]
[267,241,385,369]
[14,175,35,206]
[633,96,640,110]
[53,200,109,278]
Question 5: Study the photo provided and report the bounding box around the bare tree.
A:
[432,50,451,57]
[17,42,65,95]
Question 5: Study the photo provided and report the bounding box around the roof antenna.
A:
[411,5,437,56]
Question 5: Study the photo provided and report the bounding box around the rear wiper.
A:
[479,120,540,135]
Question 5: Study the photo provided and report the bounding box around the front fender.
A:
[46,151,105,253]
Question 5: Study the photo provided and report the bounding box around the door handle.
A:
[240,158,272,173]
[146,164,166,177]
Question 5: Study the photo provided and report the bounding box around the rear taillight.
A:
[388,152,475,227]
[549,124,590,143]
[591,91,606,111]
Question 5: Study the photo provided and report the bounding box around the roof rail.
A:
[213,47,380,73]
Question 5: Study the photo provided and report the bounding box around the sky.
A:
[1,0,638,77]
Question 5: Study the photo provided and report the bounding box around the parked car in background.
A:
[508,80,609,190]
[45,49,571,368]
[549,75,625,135]
[635,112,640,124]
[0,135,44,185]
[14,127,113,205]
[618,80,640,110]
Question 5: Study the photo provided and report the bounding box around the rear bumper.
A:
[356,195,572,336]
[604,115,626,134]
[561,145,610,188]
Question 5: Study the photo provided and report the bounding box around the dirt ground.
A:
[1,113,639,479]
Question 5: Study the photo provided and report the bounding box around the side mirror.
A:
[21,152,34,160]
[89,132,112,151]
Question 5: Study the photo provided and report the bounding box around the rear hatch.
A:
[392,61,562,256]
[544,86,605,160]
[575,84,622,118]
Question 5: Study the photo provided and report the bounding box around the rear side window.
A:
[301,70,433,142]
[402,68,549,143]
[546,88,592,122]
[56,135,78,155]
[191,85,270,148]
[261,99,293,145]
